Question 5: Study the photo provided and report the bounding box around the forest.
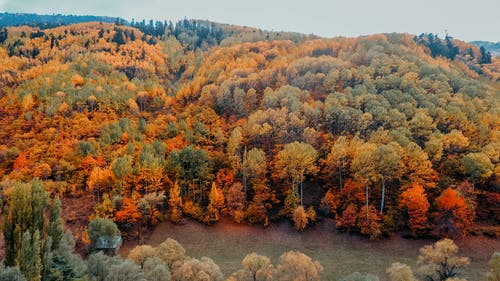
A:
[0,18,499,280]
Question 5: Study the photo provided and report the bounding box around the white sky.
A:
[1,0,499,42]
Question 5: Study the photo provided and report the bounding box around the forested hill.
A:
[0,21,498,244]
[0,12,121,29]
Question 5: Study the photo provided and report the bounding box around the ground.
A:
[119,218,498,280]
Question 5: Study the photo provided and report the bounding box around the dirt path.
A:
[120,218,499,280]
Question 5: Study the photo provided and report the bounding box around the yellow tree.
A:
[205,182,224,224]
[169,182,183,223]
[274,142,318,205]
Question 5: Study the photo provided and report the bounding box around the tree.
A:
[336,204,358,232]
[226,182,246,222]
[171,257,223,281]
[488,252,500,281]
[479,46,492,64]
[112,28,126,46]
[48,197,64,251]
[357,205,382,240]
[128,245,157,268]
[0,28,8,44]
[155,238,187,269]
[205,182,224,224]
[274,251,323,281]
[115,197,142,227]
[399,183,430,236]
[143,257,171,281]
[461,152,493,190]
[418,239,469,281]
[386,262,417,281]
[240,253,274,281]
[19,230,42,281]
[241,148,267,200]
[320,188,339,217]
[351,142,377,216]
[0,265,26,281]
[293,206,308,231]
[107,260,145,281]
[87,252,122,281]
[274,142,318,205]
[87,217,121,252]
[169,182,184,223]
[435,188,474,237]
[3,180,49,267]
[372,144,402,214]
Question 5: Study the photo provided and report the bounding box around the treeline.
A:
[0,12,120,29]
[2,180,498,281]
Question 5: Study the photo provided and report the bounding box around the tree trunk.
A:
[365,184,369,218]
[338,159,343,189]
[243,174,247,204]
[380,178,386,214]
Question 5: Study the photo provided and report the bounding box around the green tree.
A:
[143,257,171,281]
[461,152,494,190]
[0,265,26,281]
[48,197,63,251]
[240,253,273,281]
[87,217,121,251]
[19,230,42,281]
[107,260,145,281]
[3,180,49,266]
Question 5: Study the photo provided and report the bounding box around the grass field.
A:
[120,218,498,280]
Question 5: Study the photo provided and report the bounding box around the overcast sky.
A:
[1,0,498,42]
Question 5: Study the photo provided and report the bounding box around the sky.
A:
[1,0,499,42]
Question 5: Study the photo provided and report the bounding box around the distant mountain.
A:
[471,40,500,56]
[0,12,124,29]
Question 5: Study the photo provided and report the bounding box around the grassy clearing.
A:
[120,218,498,280]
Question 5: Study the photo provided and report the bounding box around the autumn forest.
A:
[0,14,499,281]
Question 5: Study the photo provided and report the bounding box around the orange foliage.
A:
[336,204,358,232]
[13,151,29,171]
[399,182,430,236]
[115,197,141,224]
[435,188,475,237]
[320,188,339,217]
[357,205,382,240]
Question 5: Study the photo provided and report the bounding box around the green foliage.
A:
[3,180,49,267]
[87,218,121,251]
[0,265,26,281]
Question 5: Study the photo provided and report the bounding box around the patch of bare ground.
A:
[120,218,499,280]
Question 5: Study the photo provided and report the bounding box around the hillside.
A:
[0,20,499,250]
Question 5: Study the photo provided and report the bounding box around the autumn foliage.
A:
[399,182,430,236]
[0,19,497,241]
[435,188,475,237]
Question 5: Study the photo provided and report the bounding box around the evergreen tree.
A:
[48,197,63,251]
[20,230,42,281]
[479,46,492,64]
[0,28,8,44]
